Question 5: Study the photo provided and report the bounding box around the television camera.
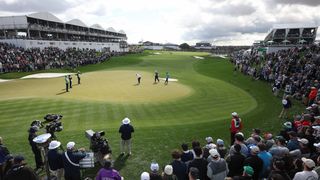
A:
[30,114,63,138]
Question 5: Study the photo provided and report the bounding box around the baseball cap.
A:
[141,172,150,180]
[250,146,260,154]
[302,157,315,168]
[283,122,292,129]
[209,149,220,157]
[298,138,309,145]
[150,162,159,172]
[164,165,173,175]
[216,139,224,145]
[231,112,238,116]
[243,166,254,176]
[314,142,320,148]
[205,137,213,143]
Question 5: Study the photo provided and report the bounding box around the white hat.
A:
[67,141,75,150]
[236,132,244,137]
[205,137,213,143]
[49,140,61,150]
[207,143,217,149]
[302,157,315,168]
[216,139,224,145]
[164,165,173,175]
[282,99,288,105]
[298,138,309,145]
[150,162,159,172]
[122,117,131,124]
[250,146,260,154]
[209,148,220,157]
[231,112,238,116]
[314,116,320,120]
[140,172,150,180]
[313,142,320,148]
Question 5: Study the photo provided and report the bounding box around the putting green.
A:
[0,70,193,103]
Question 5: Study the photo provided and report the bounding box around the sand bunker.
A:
[0,79,10,83]
[193,56,204,59]
[21,73,75,79]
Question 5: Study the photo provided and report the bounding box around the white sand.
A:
[159,78,178,82]
[0,79,10,83]
[20,73,75,79]
[193,56,204,59]
[153,52,161,55]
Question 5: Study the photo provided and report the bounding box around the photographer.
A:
[28,126,44,172]
[62,142,86,180]
[47,140,64,180]
[90,132,112,166]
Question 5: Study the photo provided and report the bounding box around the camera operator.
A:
[28,126,44,172]
[62,142,86,180]
[90,132,112,166]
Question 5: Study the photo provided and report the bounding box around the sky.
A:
[0,0,319,45]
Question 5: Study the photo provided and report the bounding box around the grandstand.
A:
[0,12,128,52]
[263,23,318,53]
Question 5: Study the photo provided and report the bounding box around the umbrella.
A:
[282,39,290,45]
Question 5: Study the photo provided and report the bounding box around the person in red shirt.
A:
[308,87,318,106]
[230,112,243,145]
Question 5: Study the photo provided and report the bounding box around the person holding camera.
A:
[119,117,134,156]
[90,132,112,166]
[62,141,86,180]
[28,126,44,172]
[48,140,64,180]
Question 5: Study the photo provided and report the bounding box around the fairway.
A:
[0,51,291,179]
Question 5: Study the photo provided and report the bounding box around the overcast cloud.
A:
[0,0,319,45]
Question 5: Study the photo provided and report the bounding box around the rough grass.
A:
[0,51,304,179]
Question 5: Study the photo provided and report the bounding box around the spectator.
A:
[47,140,64,180]
[289,158,303,178]
[119,117,134,156]
[180,143,193,164]
[229,133,249,157]
[293,158,318,180]
[227,144,245,177]
[308,87,318,106]
[243,146,263,180]
[62,141,86,180]
[188,146,209,180]
[202,137,216,159]
[0,137,10,179]
[207,149,228,180]
[149,162,161,180]
[279,95,292,119]
[257,143,272,178]
[162,165,177,180]
[233,165,254,180]
[27,126,44,172]
[287,131,300,151]
[230,112,243,145]
[2,154,14,177]
[170,149,187,180]
[269,136,289,158]
[4,155,39,180]
[188,167,199,180]
[96,156,122,180]
[216,139,227,159]
[268,159,290,180]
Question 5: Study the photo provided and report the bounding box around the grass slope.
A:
[0,51,304,179]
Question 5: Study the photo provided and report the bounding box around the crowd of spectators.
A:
[0,42,122,73]
[231,44,320,107]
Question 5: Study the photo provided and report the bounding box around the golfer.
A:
[64,75,69,92]
[119,117,134,156]
[136,73,141,85]
[165,72,169,85]
[76,71,81,84]
[154,70,160,83]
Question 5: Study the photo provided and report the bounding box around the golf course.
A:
[0,51,304,179]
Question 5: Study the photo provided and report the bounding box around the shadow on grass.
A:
[56,91,68,95]
[113,154,129,171]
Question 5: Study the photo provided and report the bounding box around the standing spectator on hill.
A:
[68,75,72,89]
[243,146,263,180]
[165,72,169,85]
[154,70,160,84]
[65,75,69,92]
[279,95,292,119]
[293,158,318,180]
[96,157,122,180]
[170,149,187,180]
[287,131,300,151]
[119,117,134,156]
[4,155,39,180]
[229,133,249,157]
[203,137,216,159]
[257,143,272,179]
[180,143,193,164]
[76,71,81,84]
[0,137,10,179]
[269,136,289,158]
[136,73,142,85]
[216,139,227,158]
[149,162,162,180]
[188,146,209,180]
[188,167,200,180]
[227,144,245,177]
[309,87,318,106]
[230,112,243,145]
[162,165,177,180]
[207,149,228,180]
[47,140,64,180]
[268,159,290,180]
[62,142,86,180]
[28,126,44,172]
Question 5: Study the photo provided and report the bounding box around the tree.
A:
[179,43,191,50]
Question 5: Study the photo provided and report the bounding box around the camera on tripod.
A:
[30,114,63,138]
[85,130,112,155]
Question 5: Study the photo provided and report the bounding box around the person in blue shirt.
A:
[47,140,63,180]
[62,142,86,180]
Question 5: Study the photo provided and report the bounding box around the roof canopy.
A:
[90,24,104,30]
[118,30,125,34]
[107,27,116,32]
[66,19,87,27]
[28,12,63,23]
